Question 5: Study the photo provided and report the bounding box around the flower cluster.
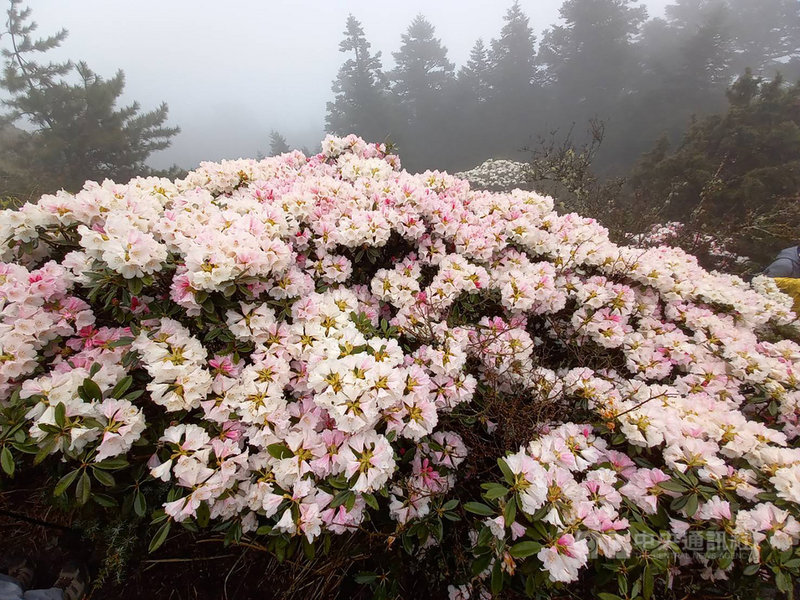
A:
[501,424,631,583]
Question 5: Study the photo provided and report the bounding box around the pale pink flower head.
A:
[537,533,590,583]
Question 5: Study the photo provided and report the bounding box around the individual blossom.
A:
[537,533,590,583]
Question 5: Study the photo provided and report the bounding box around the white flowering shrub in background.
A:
[1,135,799,599]
[455,159,533,192]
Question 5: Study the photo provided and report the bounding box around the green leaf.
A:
[323,533,332,555]
[354,572,377,585]
[464,502,494,516]
[92,493,118,508]
[94,456,129,470]
[54,402,66,428]
[471,554,491,576]
[631,579,642,599]
[92,467,115,487]
[133,490,146,517]
[442,499,459,511]
[491,560,503,595]
[775,570,792,593]
[148,519,172,553]
[266,443,293,459]
[124,390,145,401]
[37,424,62,434]
[224,519,243,545]
[509,541,542,558]
[685,494,699,518]
[122,351,139,369]
[150,510,169,525]
[742,563,760,577]
[327,475,348,490]
[33,436,58,465]
[0,446,14,477]
[196,501,210,528]
[503,496,517,524]
[402,531,414,555]
[431,517,444,542]
[658,479,688,493]
[130,278,143,295]
[670,495,689,511]
[54,469,80,497]
[81,378,103,402]
[363,493,379,511]
[76,470,92,505]
[111,376,133,399]
[617,571,630,596]
[476,526,493,548]
[497,458,515,485]
[330,490,352,509]
[108,337,134,349]
[643,564,654,600]
[302,536,315,560]
[484,484,509,500]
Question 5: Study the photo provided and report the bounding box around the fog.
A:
[29,0,674,168]
[3,0,799,207]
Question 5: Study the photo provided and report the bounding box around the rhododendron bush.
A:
[455,159,532,192]
[2,135,800,599]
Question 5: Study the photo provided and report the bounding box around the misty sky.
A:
[29,0,672,169]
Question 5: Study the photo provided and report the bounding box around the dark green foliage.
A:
[630,71,800,264]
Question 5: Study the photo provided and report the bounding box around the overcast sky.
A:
[28,0,671,169]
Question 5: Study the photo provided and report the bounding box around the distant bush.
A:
[456,159,533,191]
[1,136,799,599]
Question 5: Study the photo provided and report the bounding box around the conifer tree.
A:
[488,2,538,98]
[0,0,179,196]
[268,130,290,156]
[537,0,647,171]
[325,15,390,144]
[389,15,455,171]
[539,1,646,121]
[725,0,800,78]
[390,15,454,118]
[484,2,540,158]
[458,39,491,104]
